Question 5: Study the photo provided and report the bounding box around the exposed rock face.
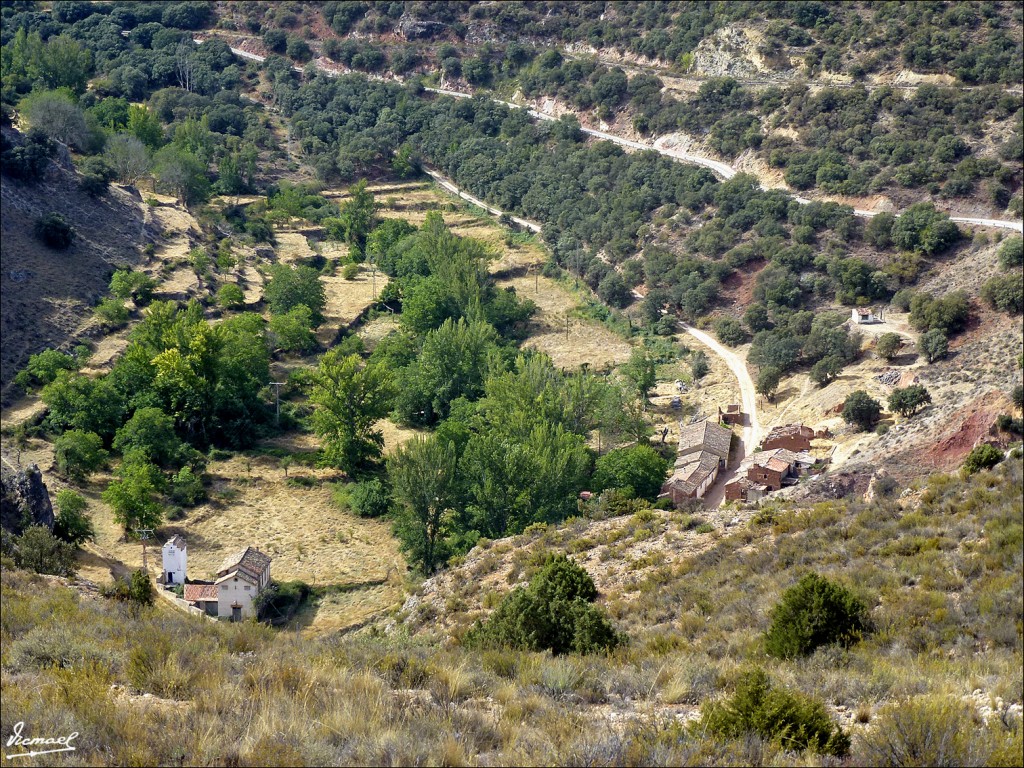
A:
[0,462,54,534]
[396,15,447,40]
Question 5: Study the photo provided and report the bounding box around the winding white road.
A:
[211,39,1022,233]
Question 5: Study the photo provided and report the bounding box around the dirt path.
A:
[679,323,763,508]
[422,168,542,232]
[209,39,1022,233]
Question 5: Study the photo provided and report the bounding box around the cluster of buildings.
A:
[660,420,734,504]
[161,536,272,621]
[660,415,829,506]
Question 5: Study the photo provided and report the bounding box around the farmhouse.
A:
[761,424,814,452]
[661,420,733,504]
[161,535,187,585]
[215,546,272,621]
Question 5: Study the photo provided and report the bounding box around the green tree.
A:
[217,283,245,309]
[875,332,903,361]
[113,407,186,469]
[14,349,77,391]
[101,457,164,531]
[466,555,623,655]
[126,105,164,149]
[981,275,1023,314]
[269,306,318,353]
[14,526,77,576]
[841,390,882,431]
[591,445,669,500]
[53,429,108,481]
[310,350,394,473]
[395,318,499,424]
[809,355,843,387]
[53,489,95,546]
[889,384,932,417]
[389,434,460,573]
[38,34,93,95]
[325,179,377,249]
[154,145,210,205]
[765,573,869,659]
[918,328,949,364]
[962,444,1003,475]
[264,264,327,325]
[621,348,657,402]
[756,366,782,401]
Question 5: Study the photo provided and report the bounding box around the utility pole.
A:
[270,382,285,426]
[135,528,154,572]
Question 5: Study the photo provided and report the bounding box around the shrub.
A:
[918,328,949,364]
[856,696,1019,767]
[764,573,868,658]
[997,236,1023,268]
[101,569,154,605]
[875,332,903,361]
[889,384,932,417]
[342,262,360,280]
[269,305,317,353]
[466,555,623,655]
[53,429,108,481]
[109,270,157,304]
[592,445,670,502]
[254,580,311,625]
[962,444,1003,475]
[79,156,115,196]
[12,526,77,576]
[169,466,205,507]
[95,298,129,328]
[53,490,95,546]
[14,349,78,391]
[698,668,850,757]
[714,316,748,346]
[981,275,1023,315]
[34,212,76,249]
[348,478,390,517]
[217,282,245,309]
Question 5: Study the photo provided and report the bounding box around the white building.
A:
[215,546,272,621]
[852,307,879,324]
[161,535,188,585]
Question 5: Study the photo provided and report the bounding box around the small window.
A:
[244,585,250,591]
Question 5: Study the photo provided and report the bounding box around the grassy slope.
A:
[1,458,1020,765]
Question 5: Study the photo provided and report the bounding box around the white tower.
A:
[161,535,188,585]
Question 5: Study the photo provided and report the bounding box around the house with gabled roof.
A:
[215,546,272,621]
[661,419,734,505]
[161,535,187,585]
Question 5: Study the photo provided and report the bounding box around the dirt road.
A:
[213,40,1022,233]
[679,323,763,508]
[422,168,542,233]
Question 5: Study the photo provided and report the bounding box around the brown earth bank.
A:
[1,133,147,401]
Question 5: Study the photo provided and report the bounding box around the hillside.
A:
[0,129,147,400]
[1,457,1021,765]
[0,4,1021,765]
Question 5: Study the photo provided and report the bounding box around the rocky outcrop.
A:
[0,462,54,534]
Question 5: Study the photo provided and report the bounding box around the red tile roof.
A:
[184,583,218,602]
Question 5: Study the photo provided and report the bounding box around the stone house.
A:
[761,424,814,452]
[661,420,733,504]
[718,403,744,426]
